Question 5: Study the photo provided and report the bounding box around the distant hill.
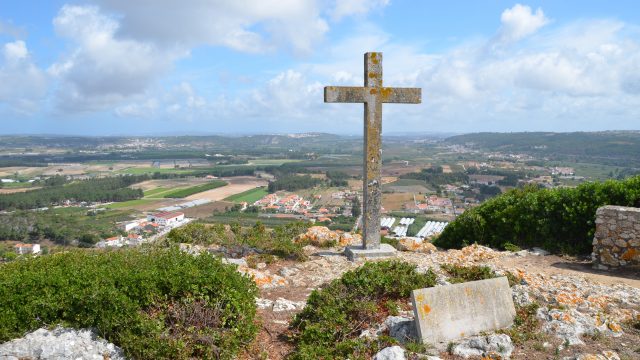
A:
[445,131,640,167]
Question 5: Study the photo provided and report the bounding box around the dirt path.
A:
[185,176,267,201]
[500,253,640,288]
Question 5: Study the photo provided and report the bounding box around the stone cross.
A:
[325,52,421,250]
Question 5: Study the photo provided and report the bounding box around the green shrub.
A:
[441,264,496,284]
[0,248,258,359]
[167,221,310,260]
[435,177,640,254]
[289,261,436,359]
[499,303,544,344]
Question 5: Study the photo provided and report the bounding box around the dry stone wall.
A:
[592,205,640,269]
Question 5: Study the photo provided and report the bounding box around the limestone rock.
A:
[451,334,514,359]
[384,316,416,343]
[564,350,620,360]
[255,298,274,309]
[272,298,306,312]
[531,247,550,256]
[373,346,406,360]
[339,232,362,246]
[295,226,340,246]
[278,266,300,277]
[238,267,288,289]
[0,327,125,360]
[511,284,532,306]
[397,238,437,253]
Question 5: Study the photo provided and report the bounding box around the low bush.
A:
[289,261,437,359]
[0,248,258,359]
[166,221,310,260]
[441,264,521,287]
[435,176,640,254]
[441,264,496,284]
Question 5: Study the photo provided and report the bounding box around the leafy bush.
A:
[0,248,258,359]
[435,177,640,254]
[289,261,436,359]
[167,221,310,260]
[441,264,496,284]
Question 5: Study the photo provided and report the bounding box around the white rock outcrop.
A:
[0,327,125,360]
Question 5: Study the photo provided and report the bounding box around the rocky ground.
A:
[2,226,639,360]
[237,227,640,360]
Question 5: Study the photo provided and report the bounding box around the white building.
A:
[118,220,142,232]
[14,243,41,255]
[147,212,185,226]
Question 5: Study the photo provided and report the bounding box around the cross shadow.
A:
[311,251,345,257]
[549,260,640,281]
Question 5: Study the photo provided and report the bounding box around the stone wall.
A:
[592,205,640,270]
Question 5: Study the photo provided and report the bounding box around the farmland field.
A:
[185,176,268,201]
[142,187,169,197]
[104,198,160,209]
[248,159,301,166]
[161,180,228,198]
[224,187,268,203]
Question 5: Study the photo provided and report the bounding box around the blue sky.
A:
[1,0,639,135]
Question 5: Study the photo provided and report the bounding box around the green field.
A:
[203,213,300,227]
[1,182,33,189]
[224,187,268,203]
[143,187,169,197]
[116,167,195,175]
[248,159,301,166]
[161,180,227,198]
[105,198,159,209]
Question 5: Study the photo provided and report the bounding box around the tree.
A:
[351,197,361,218]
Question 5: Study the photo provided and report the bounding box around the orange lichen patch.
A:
[621,248,638,261]
[368,72,377,78]
[587,295,611,310]
[561,313,574,323]
[556,292,585,306]
[370,52,379,64]
[608,322,622,332]
[369,88,378,95]
[380,87,393,100]
[415,294,424,302]
[422,304,431,315]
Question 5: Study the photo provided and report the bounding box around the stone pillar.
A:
[592,205,640,270]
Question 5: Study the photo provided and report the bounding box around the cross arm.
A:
[324,86,366,103]
[381,87,422,104]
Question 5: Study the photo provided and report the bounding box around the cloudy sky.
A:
[1,0,639,135]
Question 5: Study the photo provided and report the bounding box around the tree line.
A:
[0,175,148,210]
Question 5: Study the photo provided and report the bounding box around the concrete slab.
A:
[344,243,397,261]
[411,276,516,345]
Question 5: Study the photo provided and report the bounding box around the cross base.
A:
[344,243,397,261]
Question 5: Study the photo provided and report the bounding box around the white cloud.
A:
[49,5,185,112]
[330,0,390,20]
[3,40,28,62]
[0,41,48,113]
[496,4,548,44]
[93,0,330,55]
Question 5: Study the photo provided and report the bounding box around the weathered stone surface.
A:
[398,238,437,253]
[451,334,514,359]
[384,316,416,343]
[0,327,125,360]
[325,52,421,251]
[411,276,516,344]
[372,345,406,360]
[272,297,306,312]
[344,243,396,260]
[593,206,640,268]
